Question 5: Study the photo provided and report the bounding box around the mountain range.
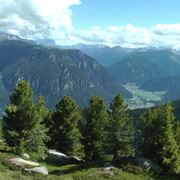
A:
[1,32,180,111]
[0,38,131,111]
[64,44,133,67]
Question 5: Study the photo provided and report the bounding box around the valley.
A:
[0,1,180,179]
[0,35,180,113]
[124,83,166,109]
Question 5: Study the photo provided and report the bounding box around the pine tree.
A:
[23,96,49,157]
[175,121,180,168]
[83,96,108,161]
[3,80,33,153]
[108,94,135,161]
[139,104,180,174]
[44,110,53,148]
[2,80,48,156]
[175,121,180,148]
[160,103,180,174]
[138,107,162,160]
[52,96,83,157]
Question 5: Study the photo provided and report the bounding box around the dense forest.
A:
[0,80,179,177]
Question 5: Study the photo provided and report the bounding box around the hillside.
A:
[0,40,131,109]
[0,141,177,180]
[108,50,180,85]
[141,76,180,101]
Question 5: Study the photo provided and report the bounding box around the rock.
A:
[22,153,30,159]
[103,162,116,171]
[8,157,48,176]
[8,158,39,169]
[134,156,161,173]
[69,156,85,164]
[24,166,48,176]
[47,149,84,165]
[47,150,70,165]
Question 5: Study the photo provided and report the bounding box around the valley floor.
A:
[125,83,166,109]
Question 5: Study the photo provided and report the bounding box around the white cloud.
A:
[0,0,80,39]
[153,24,180,35]
[70,23,180,49]
[1,1,180,49]
[71,24,152,48]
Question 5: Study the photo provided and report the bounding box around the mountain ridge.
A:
[0,39,132,109]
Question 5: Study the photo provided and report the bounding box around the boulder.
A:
[103,162,116,171]
[47,150,84,165]
[24,166,48,176]
[69,155,85,164]
[8,158,39,169]
[47,150,70,165]
[134,156,161,173]
[8,157,48,176]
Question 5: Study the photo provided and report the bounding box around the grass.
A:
[0,142,179,180]
[0,160,153,180]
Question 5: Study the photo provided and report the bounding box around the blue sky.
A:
[72,0,180,28]
[1,0,180,49]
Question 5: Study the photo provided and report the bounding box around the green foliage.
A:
[159,104,180,174]
[51,96,83,157]
[83,96,108,161]
[2,80,48,157]
[138,107,162,160]
[175,121,180,147]
[23,96,49,158]
[107,94,135,160]
[0,121,2,139]
[44,110,53,148]
[138,103,180,174]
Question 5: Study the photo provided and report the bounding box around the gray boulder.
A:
[8,158,39,169]
[47,150,70,165]
[24,166,48,176]
[8,157,48,176]
[134,156,161,173]
[47,150,84,165]
[69,155,85,164]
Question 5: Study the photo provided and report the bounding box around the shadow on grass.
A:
[49,161,107,176]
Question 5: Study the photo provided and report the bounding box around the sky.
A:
[1,0,180,49]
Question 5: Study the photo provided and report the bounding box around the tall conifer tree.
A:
[108,94,135,161]
[52,96,83,157]
[3,80,48,156]
[160,103,180,174]
[139,104,180,174]
[83,96,108,161]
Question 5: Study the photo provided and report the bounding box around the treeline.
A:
[1,80,180,174]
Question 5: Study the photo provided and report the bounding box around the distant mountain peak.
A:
[0,32,21,41]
